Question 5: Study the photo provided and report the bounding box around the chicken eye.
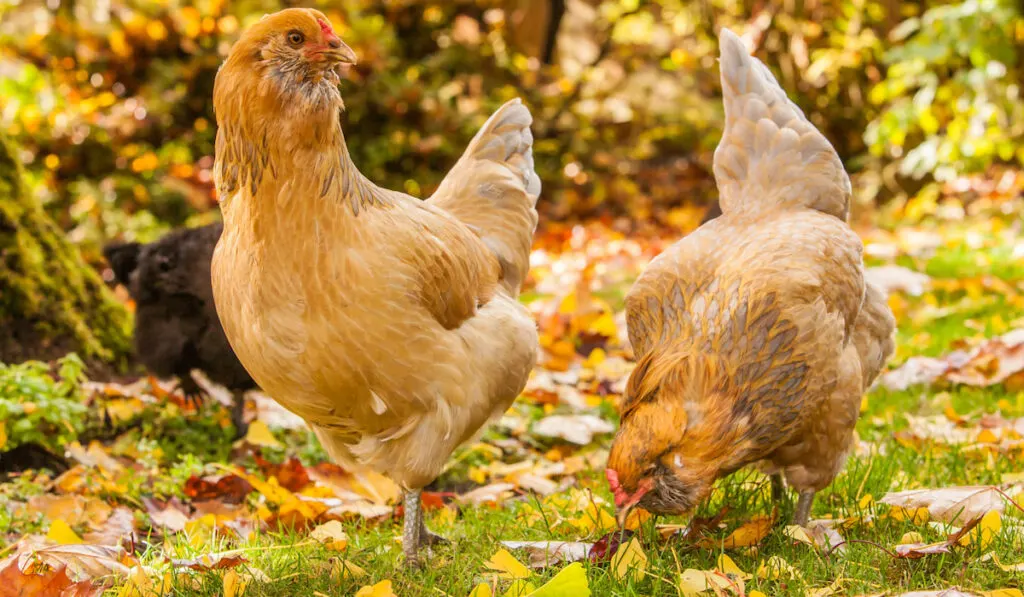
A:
[287,31,304,46]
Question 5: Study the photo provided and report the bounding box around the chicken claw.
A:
[402,489,448,567]
[177,376,206,411]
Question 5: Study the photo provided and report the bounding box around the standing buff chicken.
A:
[210,9,540,566]
[606,28,896,527]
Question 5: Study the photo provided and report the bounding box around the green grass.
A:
[5,215,1024,596]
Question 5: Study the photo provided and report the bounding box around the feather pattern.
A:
[606,27,896,518]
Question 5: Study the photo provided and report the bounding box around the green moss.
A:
[0,134,131,368]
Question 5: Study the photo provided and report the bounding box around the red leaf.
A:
[183,474,254,504]
[588,529,634,564]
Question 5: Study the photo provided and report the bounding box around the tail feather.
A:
[713,28,851,220]
[428,98,540,295]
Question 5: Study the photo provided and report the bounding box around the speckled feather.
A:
[210,9,540,490]
[607,28,896,516]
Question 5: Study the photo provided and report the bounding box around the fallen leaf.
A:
[47,519,84,545]
[500,541,592,569]
[588,529,633,564]
[223,569,246,597]
[171,551,247,571]
[880,486,1005,524]
[756,556,799,580]
[330,558,366,581]
[610,537,647,582]
[82,507,135,547]
[183,474,254,504]
[310,521,349,551]
[239,420,282,448]
[354,580,397,597]
[468,583,493,597]
[29,544,130,582]
[702,514,773,549]
[716,554,751,580]
[484,549,532,580]
[524,562,590,597]
[0,560,102,597]
[531,415,614,445]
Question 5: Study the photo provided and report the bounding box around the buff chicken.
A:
[209,9,540,565]
[606,28,895,527]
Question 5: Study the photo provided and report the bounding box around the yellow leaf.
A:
[116,566,173,597]
[858,494,874,509]
[355,580,397,597]
[469,583,493,597]
[505,580,537,597]
[525,562,590,597]
[756,556,799,580]
[0,423,6,450]
[783,525,814,546]
[899,531,925,545]
[241,420,282,448]
[977,429,1000,444]
[331,559,367,581]
[715,554,751,580]
[678,569,709,596]
[311,520,349,551]
[985,552,1024,572]
[959,510,1001,550]
[610,537,647,582]
[623,507,651,531]
[983,591,1024,597]
[586,312,618,339]
[223,569,247,597]
[717,515,773,548]
[47,519,83,545]
[749,592,768,597]
[484,549,532,580]
[583,348,606,369]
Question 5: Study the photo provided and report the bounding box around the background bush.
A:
[0,0,1020,253]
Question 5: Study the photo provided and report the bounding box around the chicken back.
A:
[208,8,540,564]
[606,28,895,526]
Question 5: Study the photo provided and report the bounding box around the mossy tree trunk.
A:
[0,134,131,369]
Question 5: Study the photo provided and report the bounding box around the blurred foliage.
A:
[0,0,1020,251]
[0,353,87,453]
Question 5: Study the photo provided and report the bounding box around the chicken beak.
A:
[332,40,358,65]
[616,502,636,529]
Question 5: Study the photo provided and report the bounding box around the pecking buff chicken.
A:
[209,9,540,566]
[606,28,896,527]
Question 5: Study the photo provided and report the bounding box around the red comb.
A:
[317,18,338,40]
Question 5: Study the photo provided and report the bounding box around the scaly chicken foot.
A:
[402,489,448,567]
[793,491,815,527]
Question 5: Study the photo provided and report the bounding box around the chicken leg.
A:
[402,489,448,567]
[770,473,785,503]
[230,390,248,438]
[794,491,814,526]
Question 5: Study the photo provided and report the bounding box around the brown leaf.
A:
[255,456,310,493]
[171,551,247,571]
[82,508,135,548]
[0,560,84,597]
[142,497,190,532]
[184,474,254,504]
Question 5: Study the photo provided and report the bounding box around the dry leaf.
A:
[610,537,647,582]
[702,514,773,549]
[500,541,592,569]
[531,415,614,445]
[310,521,349,551]
[880,486,1005,524]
